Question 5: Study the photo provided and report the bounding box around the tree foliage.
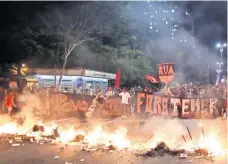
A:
[1,2,156,87]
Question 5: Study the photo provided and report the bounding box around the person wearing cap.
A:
[119,88,131,118]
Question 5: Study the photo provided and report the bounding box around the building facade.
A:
[25,68,116,94]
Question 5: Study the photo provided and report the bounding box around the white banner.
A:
[85,70,115,79]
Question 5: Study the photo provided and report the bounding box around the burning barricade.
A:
[0,119,226,162]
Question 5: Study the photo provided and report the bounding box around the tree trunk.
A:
[58,55,68,89]
[58,38,68,89]
[57,37,97,89]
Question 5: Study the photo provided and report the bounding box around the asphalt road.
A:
[0,117,227,164]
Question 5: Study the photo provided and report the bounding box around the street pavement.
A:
[0,117,227,164]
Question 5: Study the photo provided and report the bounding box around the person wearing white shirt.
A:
[119,88,131,118]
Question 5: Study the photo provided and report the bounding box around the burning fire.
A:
[0,122,29,135]
[58,127,77,143]
[0,120,226,158]
[197,133,224,156]
[85,125,130,149]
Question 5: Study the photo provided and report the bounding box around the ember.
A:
[195,148,208,156]
[0,117,225,163]
[138,142,186,157]
[32,125,45,132]
[73,134,85,142]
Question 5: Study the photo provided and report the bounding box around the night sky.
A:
[0,1,227,64]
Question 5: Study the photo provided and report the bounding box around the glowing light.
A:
[216,43,221,48]
[198,123,203,127]
[216,42,226,48]
[59,127,77,143]
[145,1,185,40]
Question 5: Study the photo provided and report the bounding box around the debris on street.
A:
[54,156,60,159]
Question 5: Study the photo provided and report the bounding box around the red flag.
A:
[114,69,120,88]
[145,74,160,83]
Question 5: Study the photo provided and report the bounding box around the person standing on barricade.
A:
[119,88,131,118]
[85,88,107,118]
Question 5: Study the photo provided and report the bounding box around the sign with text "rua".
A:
[158,63,175,85]
[136,92,222,118]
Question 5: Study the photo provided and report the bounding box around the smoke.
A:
[129,1,227,84]
[0,92,41,129]
[145,29,218,83]
[137,117,227,150]
[68,44,97,70]
[16,93,41,127]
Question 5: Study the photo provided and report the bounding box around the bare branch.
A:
[66,36,98,58]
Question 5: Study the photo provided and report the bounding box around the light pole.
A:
[215,43,227,85]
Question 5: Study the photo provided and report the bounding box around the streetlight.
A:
[22,63,25,67]
[215,42,226,85]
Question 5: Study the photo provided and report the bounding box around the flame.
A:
[0,123,29,135]
[0,120,225,157]
[0,123,18,134]
[59,127,76,143]
[85,125,130,149]
[197,133,224,157]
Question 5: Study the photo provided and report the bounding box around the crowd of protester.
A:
[0,78,227,118]
[143,82,227,99]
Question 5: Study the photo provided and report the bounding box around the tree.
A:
[1,2,156,87]
[30,2,104,87]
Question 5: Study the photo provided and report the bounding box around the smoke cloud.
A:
[0,93,40,130]
[136,117,227,150]
[130,1,226,84]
